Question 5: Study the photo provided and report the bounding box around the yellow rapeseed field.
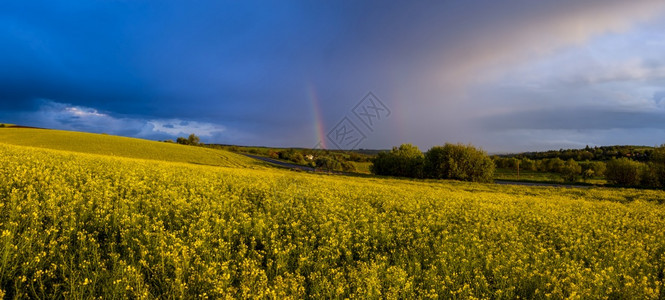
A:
[0,128,265,169]
[1,133,665,298]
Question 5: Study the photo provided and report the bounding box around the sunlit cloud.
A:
[428,1,665,89]
[64,106,107,118]
[13,100,233,142]
[149,119,225,137]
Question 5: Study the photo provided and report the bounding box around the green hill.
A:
[0,127,263,168]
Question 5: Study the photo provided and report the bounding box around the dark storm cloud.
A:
[2,1,665,150]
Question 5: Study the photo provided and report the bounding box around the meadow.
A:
[349,161,373,174]
[494,168,560,182]
[494,168,607,185]
[1,129,665,298]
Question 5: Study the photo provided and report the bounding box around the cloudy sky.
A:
[2,1,665,152]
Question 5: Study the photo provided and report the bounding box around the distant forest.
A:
[177,135,665,188]
[500,145,657,162]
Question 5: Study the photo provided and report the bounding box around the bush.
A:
[315,157,341,172]
[640,163,661,188]
[544,158,565,173]
[349,152,370,162]
[651,145,665,187]
[588,161,606,177]
[188,134,201,145]
[424,143,494,183]
[492,157,518,169]
[520,158,537,171]
[176,134,201,146]
[340,161,356,172]
[605,158,641,186]
[370,144,424,178]
[582,169,595,181]
[312,156,355,173]
[559,159,581,182]
[279,149,306,164]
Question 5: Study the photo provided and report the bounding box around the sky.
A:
[1,0,665,153]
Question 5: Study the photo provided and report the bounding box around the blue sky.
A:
[1,0,665,152]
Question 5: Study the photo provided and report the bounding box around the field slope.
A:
[0,128,263,168]
[1,130,665,298]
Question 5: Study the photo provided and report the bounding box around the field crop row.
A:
[1,143,665,298]
[0,129,264,169]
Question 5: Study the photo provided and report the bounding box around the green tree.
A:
[582,169,595,181]
[315,157,341,172]
[588,161,606,177]
[491,156,510,169]
[187,133,200,146]
[605,158,641,186]
[370,144,424,178]
[651,145,665,187]
[559,159,581,182]
[176,134,201,146]
[424,143,494,183]
[544,158,565,173]
[340,160,356,172]
[279,149,306,164]
[640,163,661,188]
[520,158,537,171]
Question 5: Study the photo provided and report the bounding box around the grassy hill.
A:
[1,128,665,298]
[0,128,264,168]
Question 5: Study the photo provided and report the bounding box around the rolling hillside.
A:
[1,128,665,298]
[0,128,264,168]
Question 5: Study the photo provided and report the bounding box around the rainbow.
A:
[308,85,328,149]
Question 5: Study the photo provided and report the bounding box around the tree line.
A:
[514,145,653,162]
[163,134,202,146]
[494,146,665,187]
[604,155,665,187]
[170,134,665,188]
[493,157,606,182]
[371,143,495,182]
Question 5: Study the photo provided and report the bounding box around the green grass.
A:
[494,168,607,185]
[0,128,264,168]
[350,161,372,174]
[494,168,561,182]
